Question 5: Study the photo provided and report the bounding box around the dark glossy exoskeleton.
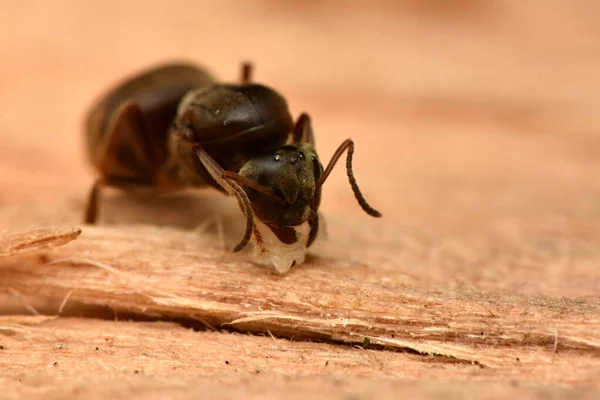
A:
[84,61,381,254]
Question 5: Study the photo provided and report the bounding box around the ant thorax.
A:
[250,218,311,273]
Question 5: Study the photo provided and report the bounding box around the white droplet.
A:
[249,219,310,274]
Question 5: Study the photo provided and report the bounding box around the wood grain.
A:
[1,315,598,400]
[0,227,81,258]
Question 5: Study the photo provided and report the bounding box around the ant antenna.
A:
[316,139,382,218]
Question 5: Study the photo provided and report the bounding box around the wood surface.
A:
[1,1,600,399]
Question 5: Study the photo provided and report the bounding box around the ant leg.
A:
[84,176,156,224]
[318,211,328,239]
[292,113,315,145]
[253,225,266,254]
[169,121,283,202]
[240,61,253,83]
[84,101,154,224]
[84,179,102,224]
[316,139,382,218]
[169,121,283,252]
[193,146,255,253]
[306,211,328,248]
[306,213,319,248]
[93,101,154,177]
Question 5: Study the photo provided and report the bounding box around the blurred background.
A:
[1,0,600,295]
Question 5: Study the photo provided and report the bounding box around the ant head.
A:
[238,143,323,228]
[198,112,380,254]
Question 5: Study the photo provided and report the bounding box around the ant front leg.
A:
[252,225,267,254]
[195,145,289,253]
[169,122,257,252]
[192,146,256,252]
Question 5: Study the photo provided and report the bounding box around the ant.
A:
[83,61,381,271]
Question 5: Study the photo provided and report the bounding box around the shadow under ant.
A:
[91,187,246,241]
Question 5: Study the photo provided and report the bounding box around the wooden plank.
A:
[1,224,598,371]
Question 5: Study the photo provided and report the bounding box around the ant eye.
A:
[274,154,281,161]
